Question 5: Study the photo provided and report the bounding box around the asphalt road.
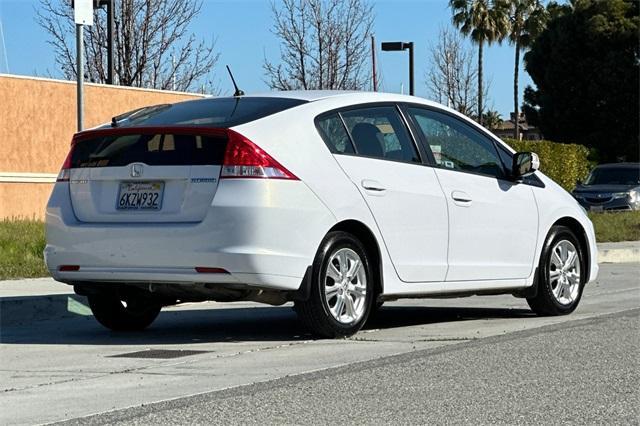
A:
[66,310,640,425]
[1,263,639,425]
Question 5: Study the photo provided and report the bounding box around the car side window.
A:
[495,143,514,172]
[408,107,505,178]
[316,113,355,154]
[340,106,420,163]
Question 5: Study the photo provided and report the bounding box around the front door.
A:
[406,107,538,281]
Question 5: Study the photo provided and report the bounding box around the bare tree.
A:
[425,26,491,117]
[36,0,219,92]
[264,0,374,91]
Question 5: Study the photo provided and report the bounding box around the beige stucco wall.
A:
[0,74,204,219]
[0,183,54,220]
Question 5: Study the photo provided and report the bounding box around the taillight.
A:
[56,140,76,182]
[221,130,298,180]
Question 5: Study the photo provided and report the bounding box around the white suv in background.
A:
[45,91,598,337]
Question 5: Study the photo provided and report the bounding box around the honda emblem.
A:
[130,164,143,178]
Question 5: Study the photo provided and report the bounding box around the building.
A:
[0,74,204,219]
[491,112,543,141]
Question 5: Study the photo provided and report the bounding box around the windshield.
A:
[584,166,640,185]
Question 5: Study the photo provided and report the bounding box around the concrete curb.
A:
[597,241,640,264]
[0,242,638,327]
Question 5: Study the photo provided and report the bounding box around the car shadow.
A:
[366,305,534,330]
[0,303,534,346]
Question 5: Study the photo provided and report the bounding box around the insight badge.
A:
[191,178,218,183]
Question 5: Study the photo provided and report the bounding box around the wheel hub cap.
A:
[548,240,581,305]
[324,248,367,324]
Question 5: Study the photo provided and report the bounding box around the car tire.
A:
[295,231,374,338]
[527,225,586,316]
[88,294,161,331]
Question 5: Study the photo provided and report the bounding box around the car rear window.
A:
[111,97,307,128]
[71,133,228,168]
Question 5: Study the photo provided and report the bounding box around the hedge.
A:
[503,138,591,191]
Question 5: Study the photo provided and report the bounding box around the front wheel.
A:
[295,231,374,338]
[527,225,586,316]
[88,294,161,331]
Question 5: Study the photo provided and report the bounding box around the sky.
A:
[0,0,534,118]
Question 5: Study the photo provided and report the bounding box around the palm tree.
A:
[508,0,547,139]
[483,110,502,130]
[450,0,510,125]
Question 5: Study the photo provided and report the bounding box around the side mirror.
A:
[512,152,540,179]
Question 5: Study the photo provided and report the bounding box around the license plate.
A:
[117,182,164,210]
[590,205,604,213]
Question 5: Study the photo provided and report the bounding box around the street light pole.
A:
[407,42,414,96]
[94,0,115,84]
[73,0,93,131]
[76,23,84,131]
[381,41,415,96]
[106,0,114,85]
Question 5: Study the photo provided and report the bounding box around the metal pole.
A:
[76,23,84,131]
[408,42,414,96]
[106,0,114,85]
[0,18,9,73]
[371,35,377,92]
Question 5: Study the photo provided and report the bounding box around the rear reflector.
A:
[59,265,80,271]
[195,267,230,274]
[221,130,298,180]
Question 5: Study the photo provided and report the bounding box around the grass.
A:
[588,210,640,243]
[0,219,48,280]
[0,211,639,280]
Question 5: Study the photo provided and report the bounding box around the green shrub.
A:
[503,138,591,191]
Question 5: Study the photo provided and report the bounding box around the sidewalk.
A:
[0,280,90,327]
[597,241,640,264]
[1,242,638,327]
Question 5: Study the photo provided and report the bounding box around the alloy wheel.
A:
[324,247,367,324]
[548,239,581,305]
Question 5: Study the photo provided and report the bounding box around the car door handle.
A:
[451,190,472,205]
[361,179,386,192]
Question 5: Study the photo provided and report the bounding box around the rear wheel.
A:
[88,294,161,331]
[295,231,374,338]
[527,225,585,316]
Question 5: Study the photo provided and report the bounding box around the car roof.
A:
[240,90,360,101]
[594,162,640,169]
[239,90,441,106]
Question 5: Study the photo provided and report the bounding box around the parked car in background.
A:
[572,163,640,212]
[45,91,599,337]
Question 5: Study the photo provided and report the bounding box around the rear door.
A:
[69,130,227,223]
[317,105,449,283]
[406,107,538,281]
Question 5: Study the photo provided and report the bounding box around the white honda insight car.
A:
[45,91,598,337]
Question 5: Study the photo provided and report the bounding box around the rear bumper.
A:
[46,265,308,291]
[45,179,335,291]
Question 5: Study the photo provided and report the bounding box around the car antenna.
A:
[226,65,245,97]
